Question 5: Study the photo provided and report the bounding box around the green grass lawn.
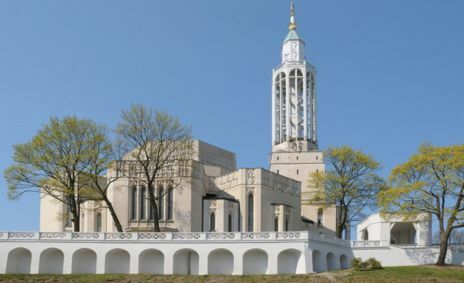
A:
[0,266,463,282]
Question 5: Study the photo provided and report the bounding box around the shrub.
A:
[367,258,382,270]
[351,257,382,271]
[351,257,362,270]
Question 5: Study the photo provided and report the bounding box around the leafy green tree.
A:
[379,144,464,265]
[309,146,384,238]
[4,116,124,232]
[116,105,193,232]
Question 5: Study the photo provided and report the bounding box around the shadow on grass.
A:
[1,267,463,283]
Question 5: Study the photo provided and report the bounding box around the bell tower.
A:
[269,1,336,232]
[271,1,317,152]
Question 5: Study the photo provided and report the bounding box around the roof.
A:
[283,30,303,43]
[301,216,315,224]
[270,203,294,208]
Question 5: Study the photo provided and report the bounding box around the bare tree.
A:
[116,105,194,232]
[80,124,125,232]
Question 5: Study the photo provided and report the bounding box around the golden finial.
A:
[289,0,297,30]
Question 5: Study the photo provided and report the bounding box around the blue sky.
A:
[0,0,463,231]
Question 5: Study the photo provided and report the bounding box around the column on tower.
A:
[310,72,317,143]
[285,70,291,140]
[289,68,305,140]
[303,70,308,140]
[273,71,288,145]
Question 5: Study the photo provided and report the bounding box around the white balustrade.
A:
[0,231,317,242]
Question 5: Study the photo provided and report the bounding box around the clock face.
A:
[291,42,298,51]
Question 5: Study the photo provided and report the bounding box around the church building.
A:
[40,3,339,237]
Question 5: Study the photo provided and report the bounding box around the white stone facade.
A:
[356,213,432,246]
[0,231,352,275]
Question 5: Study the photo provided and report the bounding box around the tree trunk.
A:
[335,205,345,239]
[436,230,450,265]
[336,224,344,239]
[72,210,80,232]
[69,195,80,232]
[102,196,123,232]
[148,185,160,232]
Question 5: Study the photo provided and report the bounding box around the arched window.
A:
[274,217,279,232]
[317,208,323,225]
[167,187,173,220]
[158,186,164,220]
[210,213,216,232]
[228,214,233,232]
[131,186,137,220]
[140,186,146,220]
[247,193,254,232]
[96,212,102,232]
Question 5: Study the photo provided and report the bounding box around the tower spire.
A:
[289,0,297,31]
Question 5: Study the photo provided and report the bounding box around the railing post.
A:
[269,232,277,240]
[301,231,309,240]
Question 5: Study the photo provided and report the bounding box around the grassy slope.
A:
[0,266,463,282]
[346,266,464,283]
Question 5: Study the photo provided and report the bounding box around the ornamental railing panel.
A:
[104,233,136,240]
[172,232,202,240]
[277,232,303,240]
[8,232,37,240]
[39,232,69,240]
[138,232,168,240]
[72,233,101,240]
[241,232,271,240]
[351,240,390,248]
[206,232,237,240]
